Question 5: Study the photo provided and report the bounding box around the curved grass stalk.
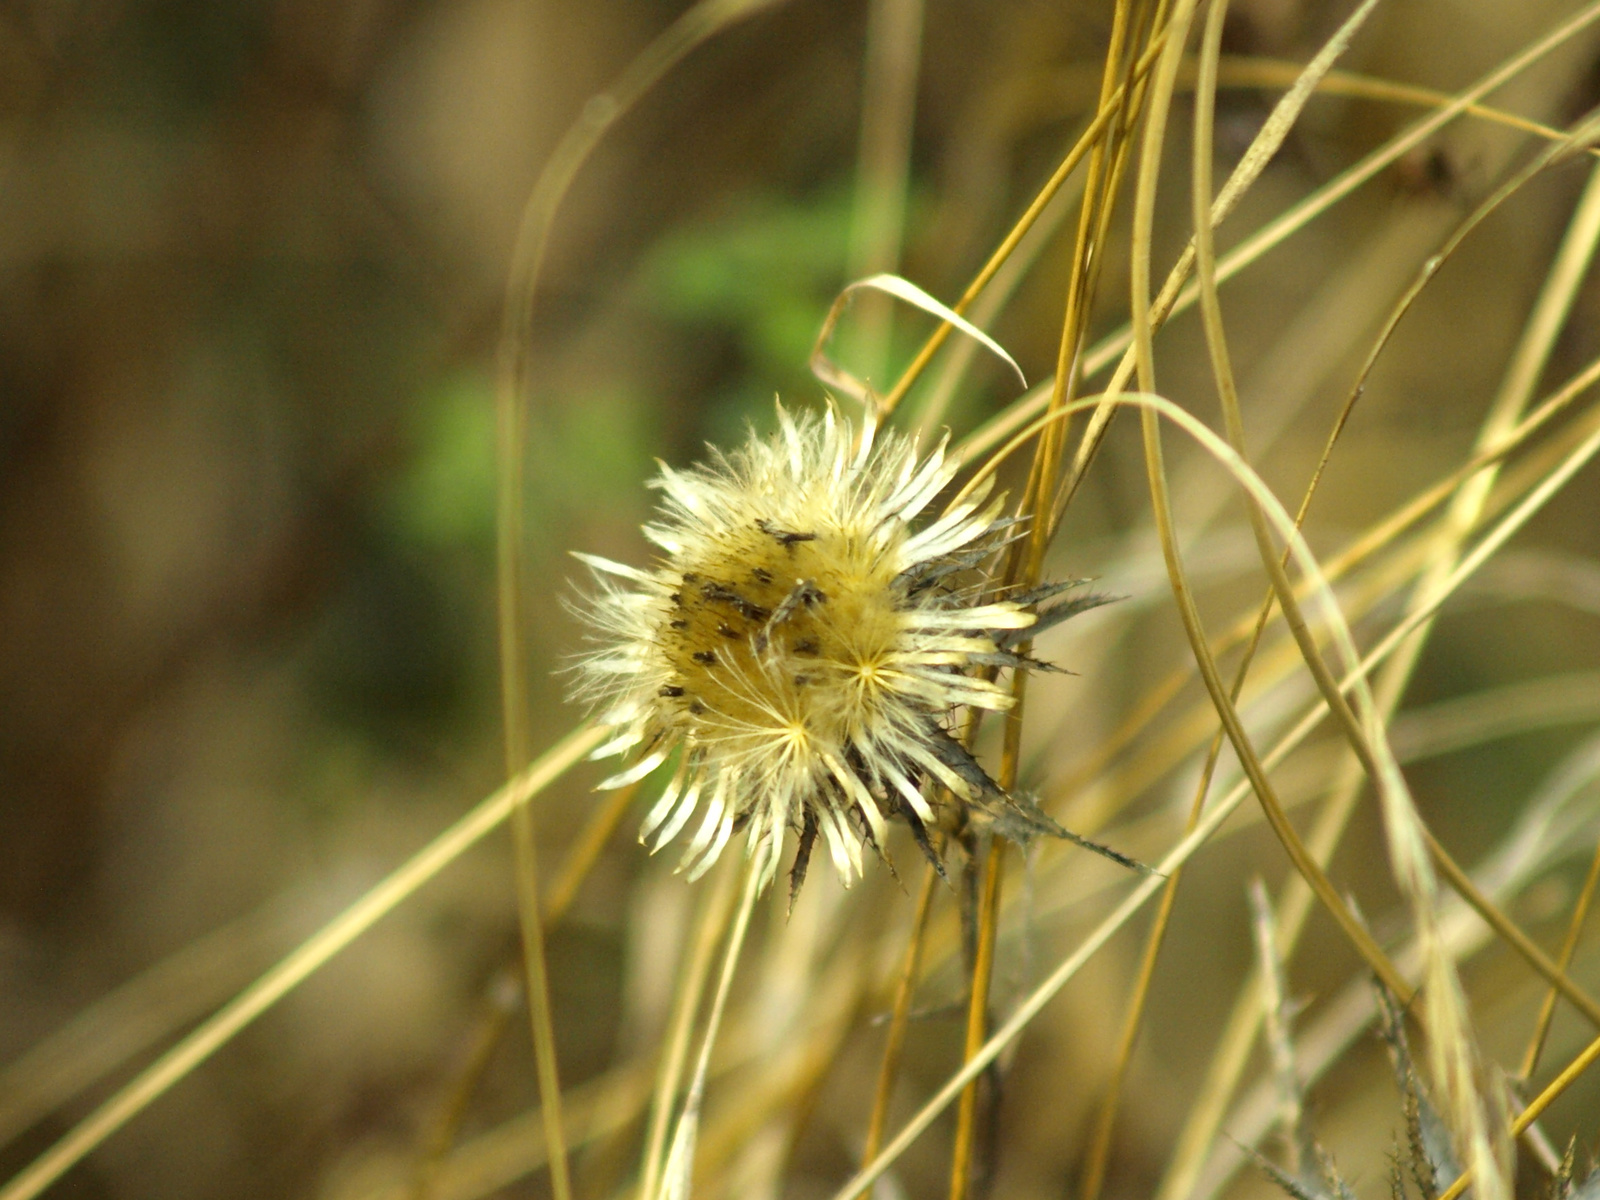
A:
[826,381,1600,1200]
[933,364,1600,963]
[1190,38,1600,1200]
[955,290,1600,950]
[1013,332,1600,860]
[1132,6,1489,1107]
[1129,20,1417,1023]
[1160,420,1600,1200]
[1157,123,1600,1200]
[1079,9,1236,1193]
[1033,386,1600,909]
[952,343,1600,772]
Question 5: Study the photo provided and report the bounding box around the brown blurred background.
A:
[6,1,1600,1197]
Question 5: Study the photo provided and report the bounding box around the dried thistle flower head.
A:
[571,402,1106,895]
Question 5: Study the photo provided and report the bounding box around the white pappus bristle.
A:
[569,402,1040,895]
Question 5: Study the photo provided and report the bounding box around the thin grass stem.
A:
[1519,832,1600,1079]
[639,859,741,1200]
[857,862,939,1199]
[948,838,1004,1200]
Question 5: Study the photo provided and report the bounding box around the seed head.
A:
[571,403,1090,895]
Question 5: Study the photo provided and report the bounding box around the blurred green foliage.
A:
[389,374,500,556]
[641,185,852,437]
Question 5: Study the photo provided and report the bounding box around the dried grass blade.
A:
[1248,879,1307,1172]
[0,723,607,1200]
[1130,0,1411,1002]
[811,273,1027,417]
